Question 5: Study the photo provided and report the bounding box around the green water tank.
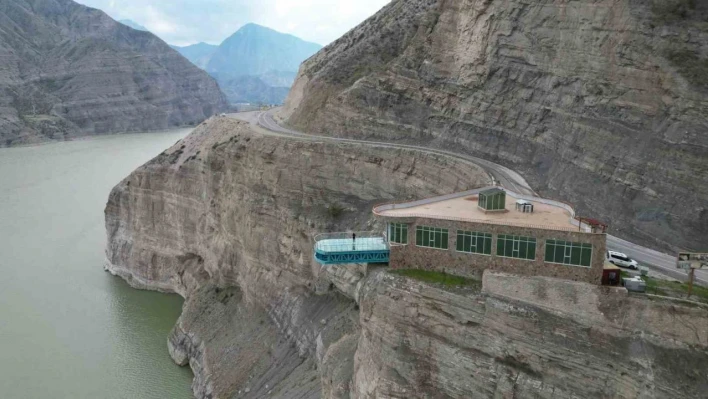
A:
[478,188,506,211]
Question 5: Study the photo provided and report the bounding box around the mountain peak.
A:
[240,22,264,30]
[207,24,322,79]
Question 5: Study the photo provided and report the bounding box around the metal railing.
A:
[372,186,598,234]
[314,231,389,253]
[373,212,581,233]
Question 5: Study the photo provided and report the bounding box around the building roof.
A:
[604,262,621,271]
[374,188,587,232]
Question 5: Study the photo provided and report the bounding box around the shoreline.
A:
[0,125,197,150]
[104,258,188,298]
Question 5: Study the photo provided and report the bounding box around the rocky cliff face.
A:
[354,271,708,398]
[105,118,708,398]
[0,0,228,147]
[283,0,708,253]
[105,117,486,300]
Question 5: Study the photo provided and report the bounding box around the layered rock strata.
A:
[106,118,708,398]
[105,118,708,398]
[0,0,228,147]
[353,270,708,398]
[283,0,708,253]
[105,117,489,397]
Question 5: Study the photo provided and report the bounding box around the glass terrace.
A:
[314,232,390,265]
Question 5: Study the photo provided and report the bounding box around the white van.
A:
[607,250,639,269]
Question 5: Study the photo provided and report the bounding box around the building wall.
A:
[383,216,606,284]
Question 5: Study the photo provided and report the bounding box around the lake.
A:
[0,131,194,398]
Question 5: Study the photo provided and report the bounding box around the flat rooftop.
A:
[376,191,580,232]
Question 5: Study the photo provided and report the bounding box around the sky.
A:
[76,0,390,46]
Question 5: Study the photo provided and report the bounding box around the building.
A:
[373,187,607,284]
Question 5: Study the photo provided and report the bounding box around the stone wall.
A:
[382,216,606,284]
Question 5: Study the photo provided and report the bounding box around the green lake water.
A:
[0,131,194,398]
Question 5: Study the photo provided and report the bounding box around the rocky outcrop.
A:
[104,117,488,397]
[105,118,708,398]
[353,271,708,398]
[0,0,228,147]
[283,0,708,253]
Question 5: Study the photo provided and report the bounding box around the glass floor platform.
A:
[314,235,390,265]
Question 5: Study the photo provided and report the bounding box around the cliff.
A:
[283,0,708,253]
[354,271,708,398]
[105,118,708,398]
[0,0,228,147]
[105,117,488,397]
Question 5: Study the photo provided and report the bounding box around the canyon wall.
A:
[0,0,228,147]
[353,270,708,398]
[104,117,489,397]
[283,0,708,253]
[105,118,708,398]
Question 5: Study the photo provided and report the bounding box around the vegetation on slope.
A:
[391,269,481,289]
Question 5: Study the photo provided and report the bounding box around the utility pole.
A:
[687,268,695,298]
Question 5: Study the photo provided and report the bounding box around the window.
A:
[456,231,492,255]
[497,234,536,260]
[389,223,408,245]
[546,240,592,267]
[610,253,629,262]
[416,226,449,250]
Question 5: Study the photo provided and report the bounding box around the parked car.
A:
[607,250,639,269]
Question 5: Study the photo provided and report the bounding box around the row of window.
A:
[388,223,593,267]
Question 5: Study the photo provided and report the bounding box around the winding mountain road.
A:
[229,109,706,286]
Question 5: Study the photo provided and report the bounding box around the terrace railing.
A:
[372,186,600,234]
[313,231,390,265]
[314,231,390,253]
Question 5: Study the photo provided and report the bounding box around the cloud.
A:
[75,0,390,46]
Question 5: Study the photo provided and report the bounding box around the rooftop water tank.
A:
[478,188,506,211]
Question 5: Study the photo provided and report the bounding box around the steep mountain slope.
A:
[0,0,228,147]
[218,75,290,104]
[204,23,321,104]
[283,0,708,253]
[172,42,218,70]
[118,19,147,31]
[104,117,708,398]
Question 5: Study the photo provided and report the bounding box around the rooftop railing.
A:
[372,186,600,234]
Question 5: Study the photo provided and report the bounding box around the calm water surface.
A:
[0,131,194,398]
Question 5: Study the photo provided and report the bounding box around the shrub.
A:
[652,0,697,22]
[666,49,708,90]
[327,204,346,219]
[391,269,481,289]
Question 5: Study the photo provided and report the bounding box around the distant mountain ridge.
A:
[173,23,321,105]
[118,19,148,31]
[171,42,218,70]
[207,23,321,81]
[0,0,228,147]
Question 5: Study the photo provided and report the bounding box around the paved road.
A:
[230,109,707,286]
